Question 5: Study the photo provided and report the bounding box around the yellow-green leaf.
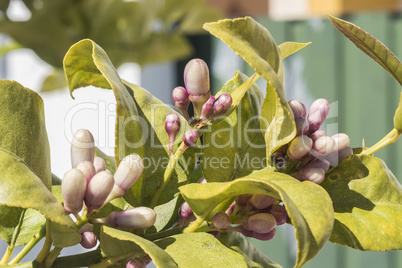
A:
[322,154,402,250]
[278,42,311,59]
[179,169,334,268]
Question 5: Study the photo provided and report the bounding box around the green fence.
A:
[210,11,402,268]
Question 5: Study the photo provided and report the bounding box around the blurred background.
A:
[0,0,401,267]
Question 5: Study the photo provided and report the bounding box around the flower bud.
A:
[212,212,230,229]
[295,117,309,136]
[71,129,95,168]
[243,213,277,234]
[250,194,275,210]
[76,161,96,185]
[310,129,327,141]
[85,171,114,213]
[179,201,193,226]
[226,202,236,216]
[307,99,330,133]
[172,86,190,120]
[184,59,211,118]
[210,94,232,119]
[126,258,151,268]
[107,154,144,202]
[103,207,156,229]
[268,204,288,225]
[312,136,335,156]
[250,228,277,241]
[288,100,306,119]
[298,167,325,184]
[331,133,350,152]
[165,113,181,154]
[62,168,86,214]
[93,157,106,173]
[80,232,97,249]
[197,177,207,184]
[306,158,330,173]
[287,136,313,160]
[200,96,215,121]
[235,194,252,206]
[183,129,199,147]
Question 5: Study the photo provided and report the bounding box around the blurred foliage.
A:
[0,0,221,91]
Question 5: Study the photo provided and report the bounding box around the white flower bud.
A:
[76,161,96,184]
[243,213,277,234]
[62,168,86,214]
[85,171,114,213]
[287,136,313,160]
[71,129,95,168]
[93,157,106,173]
[105,207,156,229]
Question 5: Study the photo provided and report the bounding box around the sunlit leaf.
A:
[322,154,402,250]
[278,42,311,59]
[180,169,334,268]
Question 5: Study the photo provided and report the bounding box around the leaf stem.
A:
[8,223,46,265]
[0,246,13,264]
[43,247,63,268]
[1,209,27,264]
[89,252,134,268]
[149,145,185,208]
[36,220,52,263]
[360,128,401,156]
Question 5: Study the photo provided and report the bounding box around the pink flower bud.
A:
[211,94,232,119]
[298,167,325,184]
[76,161,96,185]
[235,194,252,206]
[107,154,143,202]
[184,59,211,118]
[179,201,193,226]
[85,171,114,213]
[103,207,156,229]
[172,86,190,120]
[287,136,313,160]
[331,133,350,152]
[306,158,330,173]
[295,117,309,136]
[165,113,181,154]
[268,204,288,225]
[250,228,276,241]
[212,212,230,229]
[62,168,86,214]
[307,99,330,133]
[243,213,277,234]
[226,202,236,216]
[312,136,335,156]
[200,96,215,120]
[288,100,306,118]
[183,129,199,147]
[71,129,95,168]
[250,194,275,210]
[80,232,97,249]
[126,258,151,268]
[93,157,106,173]
[310,129,327,141]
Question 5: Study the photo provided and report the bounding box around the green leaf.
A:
[155,232,248,268]
[52,248,103,268]
[0,260,44,268]
[393,92,402,131]
[328,15,402,86]
[100,226,178,267]
[40,68,67,92]
[322,154,402,250]
[202,71,266,182]
[219,232,282,268]
[278,42,311,59]
[0,208,44,246]
[63,39,198,232]
[203,17,283,87]
[261,82,296,163]
[179,169,334,268]
[0,80,79,247]
[203,17,296,160]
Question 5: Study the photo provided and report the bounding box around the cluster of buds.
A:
[276,99,353,184]
[62,129,156,249]
[167,59,233,155]
[172,58,232,123]
[179,178,287,242]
